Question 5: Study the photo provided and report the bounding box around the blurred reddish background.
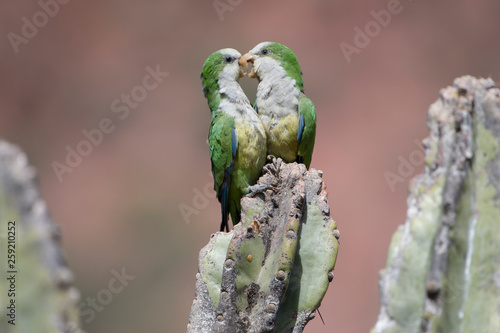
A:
[1,1,499,332]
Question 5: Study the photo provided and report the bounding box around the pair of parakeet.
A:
[201,42,317,232]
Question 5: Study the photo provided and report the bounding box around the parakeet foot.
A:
[244,184,275,197]
[264,156,282,177]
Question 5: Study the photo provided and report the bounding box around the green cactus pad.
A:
[373,77,500,333]
[188,163,340,333]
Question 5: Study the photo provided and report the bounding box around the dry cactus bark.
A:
[0,141,83,333]
[187,162,340,333]
[373,76,500,333]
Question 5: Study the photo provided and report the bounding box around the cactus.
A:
[372,76,500,333]
[0,141,83,333]
[187,162,340,333]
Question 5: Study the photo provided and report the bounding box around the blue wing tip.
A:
[298,114,305,145]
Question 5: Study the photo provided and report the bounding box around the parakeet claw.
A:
[245,184,275,197]
[263,156,282,177]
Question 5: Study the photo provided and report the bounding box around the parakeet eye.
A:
[261,49,269,55]
[225,56,233,63]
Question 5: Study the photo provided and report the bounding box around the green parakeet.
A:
[243,42,316,169]
[201,48,267,232]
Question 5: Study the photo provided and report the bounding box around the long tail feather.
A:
[219,160,234,232]
[220,182,230,232]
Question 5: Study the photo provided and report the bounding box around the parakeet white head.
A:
[242,42,303,91]
[201,48,249,114]
[201,48,245,85]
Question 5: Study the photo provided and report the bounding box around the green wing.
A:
[208,112,237,231]
[297,95,316,169]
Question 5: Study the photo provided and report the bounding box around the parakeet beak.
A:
[238,57,248,69]
[242,53,254,64]
[239,67,246,78]
[242,53,257,79]
[238,57,248,77]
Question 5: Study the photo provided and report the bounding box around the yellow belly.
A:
[231,120,267,194]
[263,113,298,163]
